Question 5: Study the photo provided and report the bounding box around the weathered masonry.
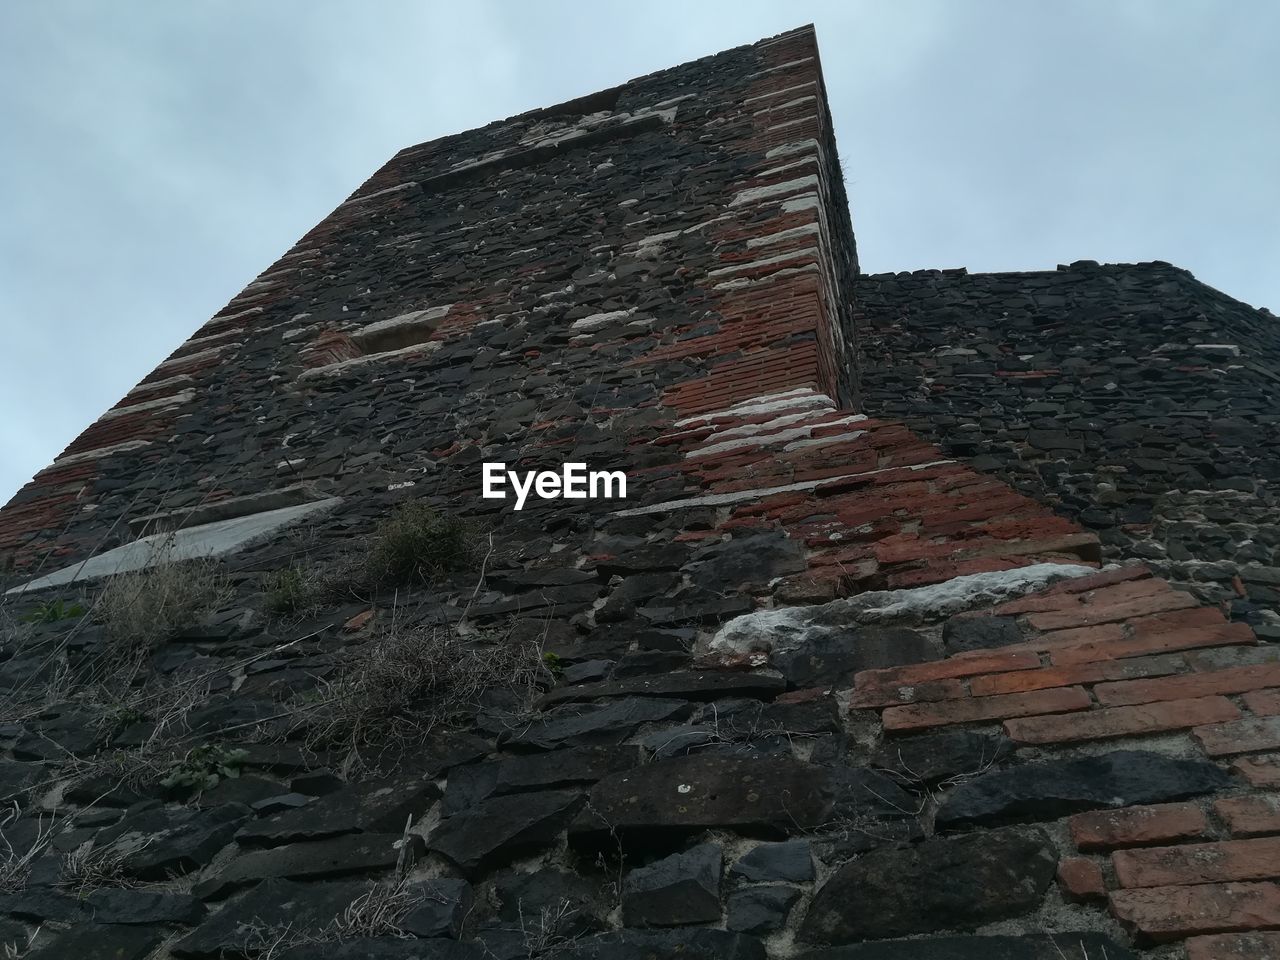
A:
[2,25,1279,960]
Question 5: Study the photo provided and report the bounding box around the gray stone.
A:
[173,879,365,958]
[442,745,642,815]
[540,669,785,705]
[400,878,472,939]
[502,697,690,750]
[194,832,417,898]
[84,888,206,924]
[428,789,583,876]
[558,928,766,960]
[942,615,1023,653]
[794,933,1137,959]
[26,924,164,960]
[236,774,440,845]
[491,868,606,937]
[96,802,249,879]
[936,750,1232,829]
[572,755,834,848]
[622,842,722,927]
[872,730,1014,785]
[773,627,937,689]
[8,498,341,594]
[800,827,1057,943]
[728,884,801,935]
[731,840,814,883]
[277,941,486,960]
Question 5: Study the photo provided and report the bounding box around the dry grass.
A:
[302,621,547,771]
[96,550,231,653]
[363,502,481,588]
[57,839,142,895]
[0,805,57,895]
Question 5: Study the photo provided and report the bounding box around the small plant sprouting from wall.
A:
[363,502,481,588]
[160,743,249,794]
[304,621,547,770]
[96,549,231,652]
[20,599,86,625]
[261,565,334,618]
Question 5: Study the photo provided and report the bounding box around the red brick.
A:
[1026,587,1198,631]
[1235,756,1280,788]
[1070,802,1210,851]
[1110,881,1280,943]
[1096,664,1280,707]
[969,654,1182,697]
[1051,620,1256,667]
[882,685,1090,732]
[1113,836,1280,888]
[1042,563,1152,595]
[850,649,1040,705]
[993,622,1126,655]
[1058,857,1107,902]
[1186,932,1280,960]
[1196,717,1280,757]
[1005,695,1241,745]
[991,566,1152,616]
[846,677,966,710]
[1216,796,1280,838]
[1245,689,1280,718]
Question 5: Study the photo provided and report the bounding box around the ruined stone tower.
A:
[2,25,1279,960]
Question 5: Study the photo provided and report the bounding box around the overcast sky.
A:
[2,1,1277,507]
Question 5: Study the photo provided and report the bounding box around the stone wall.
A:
[1,25,1279,960]
[855,261,1280,636]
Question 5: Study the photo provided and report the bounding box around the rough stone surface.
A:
[800,827,1058,943]
[730,840,814,883]
[936,751,1233,828]
[794,934,1138,959]
[622,842,723,927]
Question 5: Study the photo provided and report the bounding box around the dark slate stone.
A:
[558,928,766,960]
[610,650,690,677]
[400,878,472,939]
[540,669,785,705]
[935,750,1233,829]
[26,923,163,960]
[622,842,722,927]
[0,762,44,808]
[730,840,814,883]
[196,775,289,809]
[596,544,690,576]
[942,616,1024,653]
[572,755,834,848]
[794,933,1138,959]
[84,888,206,924]
[727,884,801,935]
[800,827,1058,944]
[194,833,416,898]
[829,767,919,822]
[236,774,440,845]
[173,879,366,958]
[96,802,249,879]
[491,868,607,936]
[685,532,807,591]
[0,888,93,922]
[0,919,26,952]
[872,730,1014,785]
[428,789,584,876]
[636,723,720,760]
[502,697,690,750]
[443,745,642,815]
[277,937,488,959]
[773,627,937,689]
